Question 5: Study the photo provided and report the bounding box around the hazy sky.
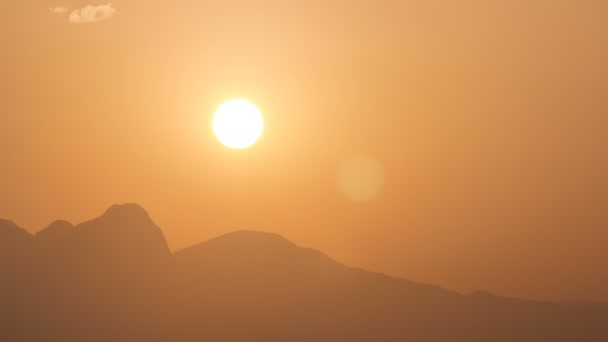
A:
[1,0,607,302]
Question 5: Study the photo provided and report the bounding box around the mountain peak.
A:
[101,203,150,220]
[211,230,294,246]
[35,220,75,241]
[177,230,297,257]
[92,203,163,232]
[0,219,33,258]
[0,219,33,242]
[174,230,340,278]
[75,203,171,262]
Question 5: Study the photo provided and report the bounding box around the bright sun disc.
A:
[213,99,264,149]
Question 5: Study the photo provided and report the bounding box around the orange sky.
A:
[1,0,607,302]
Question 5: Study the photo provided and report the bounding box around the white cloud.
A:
[50,6,68,15]
[69,4,116,24]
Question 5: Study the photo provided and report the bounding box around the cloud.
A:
[50,6,68,15]
[69,4,116,24]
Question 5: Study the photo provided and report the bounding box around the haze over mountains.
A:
[3,0,608,304]
[1,204,607,341]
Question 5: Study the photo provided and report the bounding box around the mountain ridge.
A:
[1,204,607,341]
[2,204,606,304]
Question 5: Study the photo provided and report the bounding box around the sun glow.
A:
[213,99,264,149]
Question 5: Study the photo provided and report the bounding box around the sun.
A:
[213,99,264,149]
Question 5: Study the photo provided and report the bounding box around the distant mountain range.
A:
[1,204,607,341]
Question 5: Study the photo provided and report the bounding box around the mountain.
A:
[0,219,34,290]
[1,204,607,341]
[0,219,33,270]
[172,231,608,341]
[0,220,35,340]
[6,204,173,341]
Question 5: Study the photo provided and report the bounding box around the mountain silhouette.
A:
[1,204,607,341]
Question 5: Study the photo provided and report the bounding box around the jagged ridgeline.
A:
[1,204,607,341]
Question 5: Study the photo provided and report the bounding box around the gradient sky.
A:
[2,0,607,302]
